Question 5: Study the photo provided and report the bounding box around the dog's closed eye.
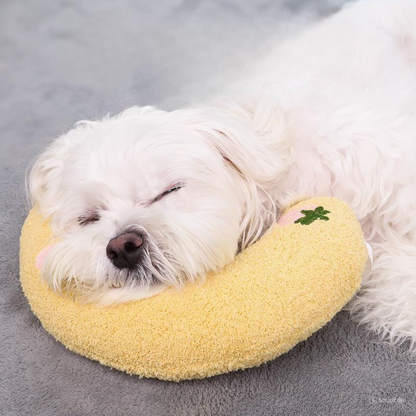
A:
[78,212,100,226]
[153,185,183,203]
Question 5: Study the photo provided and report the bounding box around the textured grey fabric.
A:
[1,1,415,415]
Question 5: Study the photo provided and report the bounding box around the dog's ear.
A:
[188,102,293,248]
[27,119,92,219]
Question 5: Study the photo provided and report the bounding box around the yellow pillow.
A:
[20,197,367,381]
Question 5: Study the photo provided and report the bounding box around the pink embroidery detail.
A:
[277,205,317,227]
[36,245,55,269]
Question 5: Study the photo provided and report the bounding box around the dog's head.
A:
[29,104,290,304]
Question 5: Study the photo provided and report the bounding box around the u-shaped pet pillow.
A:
[20,197,367,381]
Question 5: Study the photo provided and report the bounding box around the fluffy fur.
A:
[29,0,416,347]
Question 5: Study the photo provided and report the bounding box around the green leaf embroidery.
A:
[294,206,331,225]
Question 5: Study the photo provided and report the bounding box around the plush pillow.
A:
[20,197,367,381]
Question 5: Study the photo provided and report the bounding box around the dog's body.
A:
[30,0,416,347]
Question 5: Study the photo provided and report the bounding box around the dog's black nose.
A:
[106,232,143,269]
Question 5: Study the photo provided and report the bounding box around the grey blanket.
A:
[1,1,414,415]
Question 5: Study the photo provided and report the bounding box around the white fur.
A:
[29,0,416,347]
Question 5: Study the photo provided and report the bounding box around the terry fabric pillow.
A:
[20,197,368,381]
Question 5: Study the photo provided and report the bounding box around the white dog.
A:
[29,0,416,348]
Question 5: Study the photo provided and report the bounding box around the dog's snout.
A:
[106,232,143,269]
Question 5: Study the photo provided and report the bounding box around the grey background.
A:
[1,0,415,415]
